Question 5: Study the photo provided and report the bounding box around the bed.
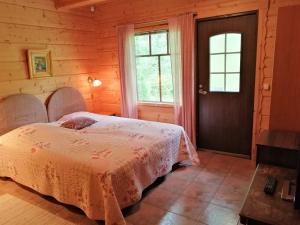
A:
[0,87,199,225]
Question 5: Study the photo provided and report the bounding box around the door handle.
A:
[199,89,208,95]
[199,84,208,95]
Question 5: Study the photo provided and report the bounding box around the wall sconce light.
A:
[88,76,102,87]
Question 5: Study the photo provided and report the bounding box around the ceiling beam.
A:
[56,0,108,10]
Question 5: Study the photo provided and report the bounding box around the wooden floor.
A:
[0,152,255,225]
[0,194,73,225]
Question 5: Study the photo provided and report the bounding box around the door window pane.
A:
[136,56,160,101]
[226,73,240,92]
[226,53,241,72]
[160,56,174,102]
[210,74,225,92]
[210,54,225,73]
[210,34,225,53]
[226,33,241,52]
[151,32,168,55]
[209,33,242,92]
[135,34,150,56]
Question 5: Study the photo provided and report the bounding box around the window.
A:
[135,30,174,103]
[209,33,242,92]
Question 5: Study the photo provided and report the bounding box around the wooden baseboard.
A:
[198,148,251,159]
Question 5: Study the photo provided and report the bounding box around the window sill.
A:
[138,102,175,108]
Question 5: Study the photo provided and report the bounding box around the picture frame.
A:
[27,49,52,79]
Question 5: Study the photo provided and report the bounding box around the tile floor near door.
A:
[0,151,255,225]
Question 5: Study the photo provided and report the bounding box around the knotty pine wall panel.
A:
[0,0,92,15]
[138,104,175,124]
[0,0,99,113]
[0,44,97,66]
[0,2,93,31]
[1,0,56,10]
[0,24,95,45]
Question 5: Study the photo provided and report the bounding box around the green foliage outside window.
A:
[135,30,174,103]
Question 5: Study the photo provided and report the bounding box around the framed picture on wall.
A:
[27,49,52,79]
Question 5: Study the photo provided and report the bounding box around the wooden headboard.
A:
[0,94,48,135]
[47,87,86,122]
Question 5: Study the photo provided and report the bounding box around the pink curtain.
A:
[169,13,196,146]
[116,24,138,118]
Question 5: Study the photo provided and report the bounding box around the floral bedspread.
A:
[0,112,199,225]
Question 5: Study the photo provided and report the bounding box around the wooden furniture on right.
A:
[240,130,300,225]
[240,164,300,225]
[256,130,300,169]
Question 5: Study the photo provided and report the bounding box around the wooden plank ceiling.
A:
[55,0,109,9]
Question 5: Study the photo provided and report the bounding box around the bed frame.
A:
[0,94,48,135]
[47,87,86,122]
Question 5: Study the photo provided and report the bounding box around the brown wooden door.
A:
[196,13,258,157]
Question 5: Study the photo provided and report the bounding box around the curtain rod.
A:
[114,12,198,28]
